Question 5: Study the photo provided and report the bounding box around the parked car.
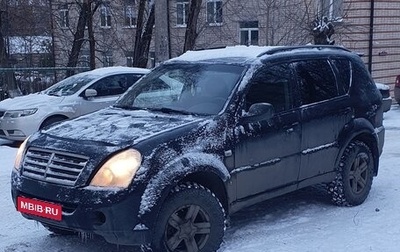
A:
[394,75,400,105]
[11,45,385,251]
[375,82,392,112]
[0,66,149,141]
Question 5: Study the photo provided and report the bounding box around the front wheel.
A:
[328,140,374,206]
[151,182,226,252]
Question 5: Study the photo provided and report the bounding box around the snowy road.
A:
[1,105,400,252]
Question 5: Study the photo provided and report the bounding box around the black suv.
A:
[11,45,385,252]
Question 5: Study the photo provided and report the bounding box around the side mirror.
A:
[243,102,275,123]
[84,89,97,98]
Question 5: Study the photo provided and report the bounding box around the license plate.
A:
[17,197,62,221]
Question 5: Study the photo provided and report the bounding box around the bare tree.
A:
[65,0,102,76]
[0,1,19,97]
[183,0,202,52]
[133,0,155,67]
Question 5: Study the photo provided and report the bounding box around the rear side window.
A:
[331,58,351,95]
[245,64,293,113]
[90,74,142,97]
[292,59,338,105]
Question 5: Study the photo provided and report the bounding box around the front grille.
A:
[22,147,89,186]
[0,130,5,136]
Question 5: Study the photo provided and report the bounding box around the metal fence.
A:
[0,67,90,100]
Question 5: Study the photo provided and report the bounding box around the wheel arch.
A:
[39,114,70,129]
[337,118,380,176]
[138,152,230,225]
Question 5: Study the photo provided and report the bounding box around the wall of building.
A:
[341,0,400,87]
[50,0,400,89]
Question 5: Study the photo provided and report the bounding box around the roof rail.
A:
[257,45,351,57]
[193,46,227,51]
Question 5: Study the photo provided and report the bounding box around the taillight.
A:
[395,75,400,88]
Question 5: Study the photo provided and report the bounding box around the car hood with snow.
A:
[36,107,203,147]
[0,93,65,110]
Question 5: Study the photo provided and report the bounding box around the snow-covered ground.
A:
[1,105,400,252]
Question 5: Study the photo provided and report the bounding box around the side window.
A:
[125,74,144,90]
[292,59,338,105]
[331,58,351,95]
[245,64,293,113]
[90,74,137,97]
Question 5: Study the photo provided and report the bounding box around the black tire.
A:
[151,182,226,252]
[328,140,374,206]
[40,116,66,130]
[42,224,76,235]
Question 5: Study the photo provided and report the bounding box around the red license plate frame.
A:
[17,196,62,221]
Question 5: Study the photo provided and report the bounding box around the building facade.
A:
[50,0,400,87]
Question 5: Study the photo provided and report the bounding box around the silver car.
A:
[0,66,149,141]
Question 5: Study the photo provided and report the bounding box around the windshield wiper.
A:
[148,107,196,115]
[46,92,61,97]
[113,104,143,110]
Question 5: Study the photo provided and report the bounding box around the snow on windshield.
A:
[43,74,98,96]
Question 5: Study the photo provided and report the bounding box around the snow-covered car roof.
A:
[169,46,278,62]
[168,45,353,64]
[79,66,150,78]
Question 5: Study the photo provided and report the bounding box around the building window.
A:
[78,54,90,68]
[176,0,189,26]
[100,3,112,28]
[124,5,137,27]
[207,0,222,25]
[126,56,134,67]
[240,21,259,46]
[320,0,343,20]
[125,51,134,66]
[59,4,69,28]
[103,55,113,67]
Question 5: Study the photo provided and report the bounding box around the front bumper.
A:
[11,171,150,245]
[0,116,39,141]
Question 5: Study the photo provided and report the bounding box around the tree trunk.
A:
[0,7,20,97]
[87,2,95,70]
[183,0,202,53]
[66,2,89,76]
[133,1,155,68]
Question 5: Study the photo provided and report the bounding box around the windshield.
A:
[43,73,98,96]
[115,63,245,115]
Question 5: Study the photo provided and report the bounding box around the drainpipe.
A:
[368,0,375,73]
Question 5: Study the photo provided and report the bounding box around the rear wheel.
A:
[328,140,374,206]
[151,182,226,252]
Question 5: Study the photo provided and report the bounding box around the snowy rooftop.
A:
[9,36,51,54]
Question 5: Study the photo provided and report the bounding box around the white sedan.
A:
[0,66,149,141]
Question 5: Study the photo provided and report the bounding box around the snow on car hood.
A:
[42,107,200,146]
[0,93,64,110]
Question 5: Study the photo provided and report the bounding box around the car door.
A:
[233,63,302,200]
[78,73,143,115]
[293,58,353,182]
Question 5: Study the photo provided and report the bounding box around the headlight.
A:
[14,137,29,171]
[90,149,142,188]
[4,108,38,118]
